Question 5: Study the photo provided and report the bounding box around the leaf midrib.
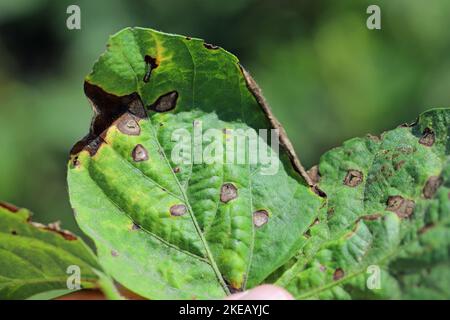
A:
[138,31,229,294]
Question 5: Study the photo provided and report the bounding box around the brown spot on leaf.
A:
[307,165,321,184]
[423,176,442,199]
[170,204,187,216]
[70,83,147,156]
[111,250,119,257]
[117,113,141,136]
[333,268,345,281]
[148,91,178,112]
[143,55,158,83]
[253,210,269,228]
[132,144,149,162]
[203,42,219,50]
[11,230,18,235]
[220,183,238,203]
[344,170,363,187]
[419,128,435,147]
[386,196,415,218]
[173,167,180,173]
[84,136,105,157]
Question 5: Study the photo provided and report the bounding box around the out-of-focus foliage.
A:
[1,0,449,233]
[0,202,101,299]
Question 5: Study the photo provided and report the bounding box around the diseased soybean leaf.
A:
[0,202,104,299]
[274,109,450,299]
[67,27,324,299]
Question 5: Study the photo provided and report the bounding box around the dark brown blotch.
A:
[333,268,345,281]
[170,204,187,216]
[111,250,119,257]
[143,55,158,83]
[70,83,146,156]
[343,170,363,187]
[11,230,18,235]
[173,167,180,173]
[148,91,178,112]
[423,176,443,199]
[85,136,105,157]
[386,195,415,219]
[132,144,149,162]
[419,127,435,147]
[220,183,238,203]
[253,210,269,228]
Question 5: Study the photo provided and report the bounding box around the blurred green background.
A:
[1,0,449,235]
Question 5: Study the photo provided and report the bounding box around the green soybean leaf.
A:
[0,202,108,300]
[275,109,450,299]
[67,27,324,299]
